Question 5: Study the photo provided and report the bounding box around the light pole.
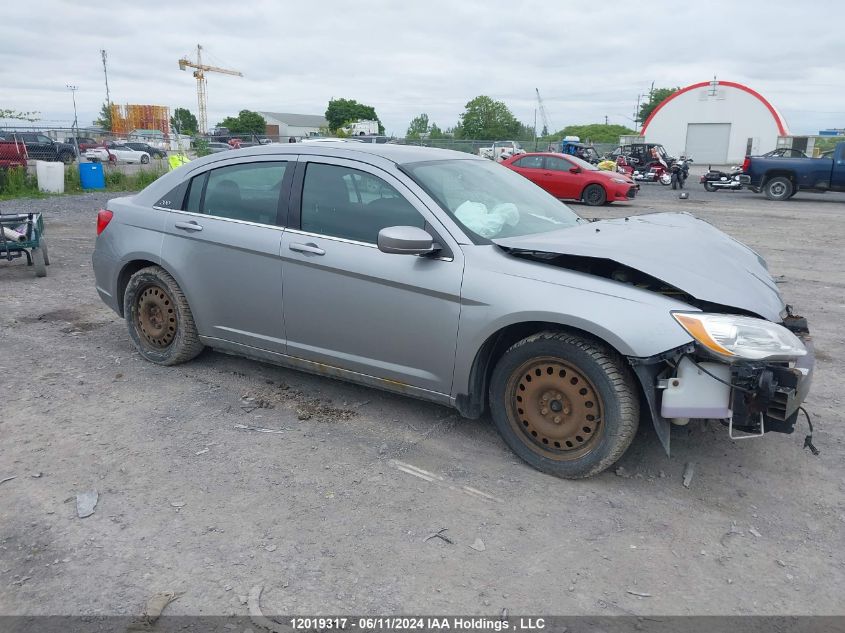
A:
[67,84,80,158]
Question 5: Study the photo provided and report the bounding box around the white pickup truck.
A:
[478,140,526,162]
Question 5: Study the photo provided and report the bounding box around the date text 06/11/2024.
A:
[288,617,547,631]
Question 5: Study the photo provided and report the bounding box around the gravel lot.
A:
[1,181,844,618]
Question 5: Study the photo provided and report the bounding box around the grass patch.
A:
[0,163,167,200]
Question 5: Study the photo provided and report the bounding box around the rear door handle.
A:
[175,221,203,232]
[289,242,325,256]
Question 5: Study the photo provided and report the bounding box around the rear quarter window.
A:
[155,180,189,209]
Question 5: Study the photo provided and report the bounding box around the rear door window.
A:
[513,155,544,169]
[199,162,288,225]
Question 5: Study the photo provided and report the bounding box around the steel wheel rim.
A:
[135,284,177,348]
[771,182,785,196]
[586,187,602,204]
[505,356,604,460]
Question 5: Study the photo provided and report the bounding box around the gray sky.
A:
[5,0,844,135]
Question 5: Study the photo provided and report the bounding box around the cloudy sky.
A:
[5,1,844,135]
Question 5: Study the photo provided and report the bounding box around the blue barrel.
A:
[79,162,105,190]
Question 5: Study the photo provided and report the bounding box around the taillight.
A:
[741,156,751,172]
[96,209,114,235]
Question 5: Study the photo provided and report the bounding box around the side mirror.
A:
[569,166,581,174]
[377,226,439,256]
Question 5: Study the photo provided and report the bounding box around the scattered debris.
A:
[12,576,31,586]
[238,595,248,605]
[31,472,43,478]
[378,443,389,455]
[469,538,486,552]
[248,585,290,633]
[0,475,16,486]
[195,448,210,455]
[626,590,653,598]
[424,528,454,544]
[265,544,277,552]
[240,395,274,413]
[776,559,787,567]
[76,490,98,518]
[170,501,186,508]
[500,608,508,621]
[296,408,312,421]
[614,466,630,478]
[132,591,181,628]
[749,527,762,538]
[234,423,285,435]
[720,522,742,547]
[658,470,666,479]
[682,462,695,488]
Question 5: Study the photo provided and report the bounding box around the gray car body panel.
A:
[95,143,793,416]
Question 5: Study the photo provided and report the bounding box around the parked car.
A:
[0,132,76,164]
[92,143,814,479]
[502,152,637,205]
[205,142,234,154]
[0,138,28,169]
[478,140,526,162]
[741,141,845,200]
[85,145,151,164]
[124,142,167,159]
[64,136,101,152]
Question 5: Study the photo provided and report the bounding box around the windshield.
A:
[565,154,599,171]
[404,159,583,241]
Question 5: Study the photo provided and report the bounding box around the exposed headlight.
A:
[611,177,629,184]
[672,312,806,361]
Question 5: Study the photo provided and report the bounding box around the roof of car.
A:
[219,142,481,165]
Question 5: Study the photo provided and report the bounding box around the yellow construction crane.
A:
[178,44,243,135]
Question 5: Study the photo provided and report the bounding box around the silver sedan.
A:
[92,143,814,478]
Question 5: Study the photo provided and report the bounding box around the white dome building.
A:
[640,80,789,164]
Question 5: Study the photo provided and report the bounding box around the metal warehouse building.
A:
[640,79,789,164]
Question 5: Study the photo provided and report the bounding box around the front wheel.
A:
[489,331,640,479]
[582,184,607,206]
[764,176,793,201]
[671,174,679,190]
[140,154,150,164]
[124,266,204,366]
[659,173,671,186]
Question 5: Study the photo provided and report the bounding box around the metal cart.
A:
[0,212,50,277]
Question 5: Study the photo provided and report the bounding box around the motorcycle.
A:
[670,156,692,190]
[616,155,672,185]
[700,165,744,192]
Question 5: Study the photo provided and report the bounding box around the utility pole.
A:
[101,49,111,131]
[634,94,642,132]
[604,115,609,126]
[66,85,80,157]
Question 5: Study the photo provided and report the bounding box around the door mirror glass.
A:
[569,166,581,174]
[377,226,438,255]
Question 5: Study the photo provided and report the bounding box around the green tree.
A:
[94,102,112,130]
[219,110,266,136]
[170,107,198,135]
[549,123,636,144]
[325,98,383,134]
[428,123,446,139]
[637,87,679,124]
[0,108,39,122]
[406,113,430,139]
[456,96,522,139]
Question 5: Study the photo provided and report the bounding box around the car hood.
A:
[493,212,784,321]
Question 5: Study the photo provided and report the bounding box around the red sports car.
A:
[501,152,638,206]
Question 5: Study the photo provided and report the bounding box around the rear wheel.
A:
[764,176,793,201]
[703,181,716,192]
[671,173,679,190]
[582,184,607,206]
[140,154,150,164]
[40,237,50,266]
[489,331,639,479]
[124,266,204,365]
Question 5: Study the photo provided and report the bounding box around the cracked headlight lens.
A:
[672,312,806,361]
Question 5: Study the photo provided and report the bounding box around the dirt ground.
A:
[1,181,844,619]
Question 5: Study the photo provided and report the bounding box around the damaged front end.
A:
[630,310,815,455]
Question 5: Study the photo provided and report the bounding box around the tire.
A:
[31,246,46,277]
[489,331,640,479]
[123,266,204,366]
[582,184,607,206]
[40,237,50,266]
[659,173,671,186]
[140,154,150,164]
[703,181,716,192]
[671,174,679,190]
[764,176,793,201]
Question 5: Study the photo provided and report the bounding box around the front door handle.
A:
[175,221,203,232]
[289,242,325,256]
